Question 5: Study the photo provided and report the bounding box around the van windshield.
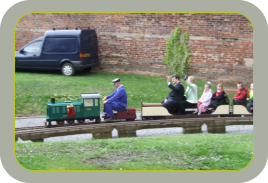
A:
[23,41,43,53]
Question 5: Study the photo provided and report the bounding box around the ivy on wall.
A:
[163,27,191,76]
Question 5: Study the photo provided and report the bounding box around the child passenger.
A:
[211,83,227,112]
[194,81,213,115]
[246,83,253,113]
[233,82,250,105]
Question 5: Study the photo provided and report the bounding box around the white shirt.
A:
[168,81,180,86]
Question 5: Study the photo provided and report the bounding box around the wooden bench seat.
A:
[142,103,162,107]
[141,96,230,117]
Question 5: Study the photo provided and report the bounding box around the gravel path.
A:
[15,112,253,142]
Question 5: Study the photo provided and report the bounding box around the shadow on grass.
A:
[15,68,99,77]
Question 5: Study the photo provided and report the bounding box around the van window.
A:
[24,41,42,53]
[43,38,77,52]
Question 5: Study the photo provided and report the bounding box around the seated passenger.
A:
[161,74,185,115]
[211,83,227,112]
[179,76,198,115]
[233,82,249,105]
[193,82,213,115]
[246,83,253,113]
[103,78,127,122]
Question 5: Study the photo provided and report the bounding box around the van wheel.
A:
[61,63,76,76]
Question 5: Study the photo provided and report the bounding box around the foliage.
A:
[15,71,236,114]
[15,133,253,170]
[15,71,169,114]
[163,27,191,76]
[15,71,219,115]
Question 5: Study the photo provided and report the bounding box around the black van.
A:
[15,29,99,76]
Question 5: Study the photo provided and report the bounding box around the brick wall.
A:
[15,13,253,86]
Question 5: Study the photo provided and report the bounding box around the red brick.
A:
[15,13,253,86]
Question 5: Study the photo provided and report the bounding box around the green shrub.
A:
[163,26,191,76]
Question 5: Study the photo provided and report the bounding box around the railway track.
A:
[15,126,44,132]
[15,116,253,142]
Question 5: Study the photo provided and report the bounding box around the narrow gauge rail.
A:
[15,126,44,131]
[15,116,253,142]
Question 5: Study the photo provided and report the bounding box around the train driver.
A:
[161,74,185,115]
[103,78,127,122]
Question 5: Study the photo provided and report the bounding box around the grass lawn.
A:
[15,133,253,170]
[15,70,235,115]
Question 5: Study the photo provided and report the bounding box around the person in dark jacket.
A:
[161,74,185,115]
[211,83,227,111]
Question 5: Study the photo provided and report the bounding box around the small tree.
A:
[163,27,191,76]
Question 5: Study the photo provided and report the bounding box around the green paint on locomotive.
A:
[46,93,101,121]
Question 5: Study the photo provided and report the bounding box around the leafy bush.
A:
[163,26,191,76]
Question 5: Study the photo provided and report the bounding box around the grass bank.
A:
[15,133,253,170]
[15,70,234,115]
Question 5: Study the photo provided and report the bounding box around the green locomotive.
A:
[45,93,101,127]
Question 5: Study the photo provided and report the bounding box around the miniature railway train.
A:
[45,93,252,127]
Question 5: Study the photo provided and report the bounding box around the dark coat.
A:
[165,82,185,104]
[211,91,227,107]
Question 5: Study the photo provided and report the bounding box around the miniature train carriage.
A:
[45,93,101,127]
[103,107,136,121]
